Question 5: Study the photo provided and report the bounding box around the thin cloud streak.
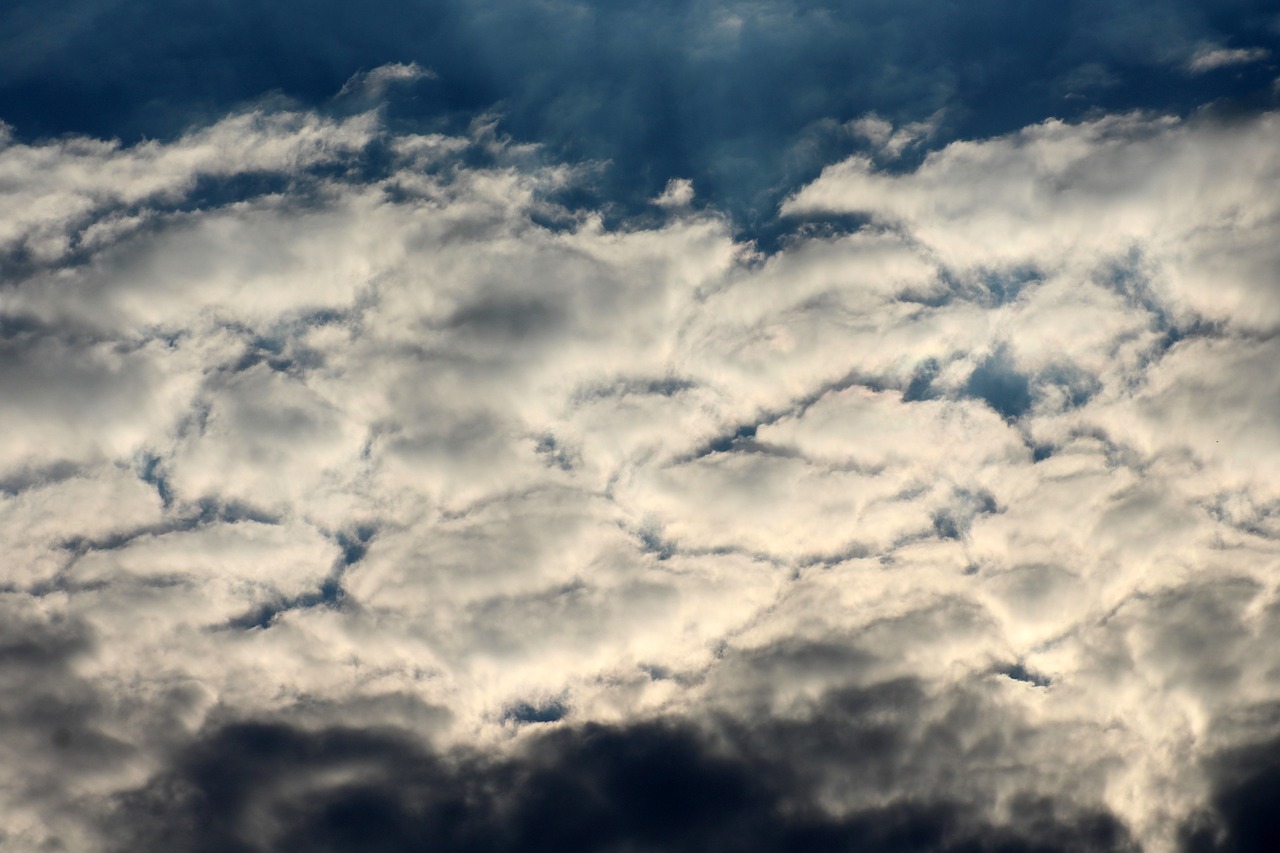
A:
[1187,46,1270,73]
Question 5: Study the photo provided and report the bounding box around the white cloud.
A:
[846,111,942,159]
[0,110,377,264]
[3,94,1280,850]
[1187,46,1270,73]
[338,62,437,98]
[653,177,695,208]
[785,111,1280,332]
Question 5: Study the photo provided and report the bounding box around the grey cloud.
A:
[0,597,200,851]
[102,675,1139,853]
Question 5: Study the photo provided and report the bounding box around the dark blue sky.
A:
[3,0,1277,225]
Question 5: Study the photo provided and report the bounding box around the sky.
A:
[2,2,1280,851]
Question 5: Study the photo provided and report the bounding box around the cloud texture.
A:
[3,87,1280,851]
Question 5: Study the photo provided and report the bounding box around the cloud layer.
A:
[3,93,1280,851]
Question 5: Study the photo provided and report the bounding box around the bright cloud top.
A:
[2,97,1280,851]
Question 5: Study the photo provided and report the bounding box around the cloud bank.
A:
[3,88,1280,851]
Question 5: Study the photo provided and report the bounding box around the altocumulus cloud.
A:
[4,86,1280,852]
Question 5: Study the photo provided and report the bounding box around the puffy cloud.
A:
[653,177,695,209]
[3,90,1280,850]
[0,110,377,264]
[786,111,1280,332]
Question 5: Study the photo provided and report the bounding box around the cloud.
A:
[1184,733,1280,851]
[653,177,694,208]
[3,84,1280,850]
[103,692,1139,853]
[0,108,376,265]
[1187,46,1271,73]
[846,111,942,160]
[784,111,1280,331]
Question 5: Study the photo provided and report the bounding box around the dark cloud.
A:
[106,683,1138,853]
[1182,734,1280,852]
